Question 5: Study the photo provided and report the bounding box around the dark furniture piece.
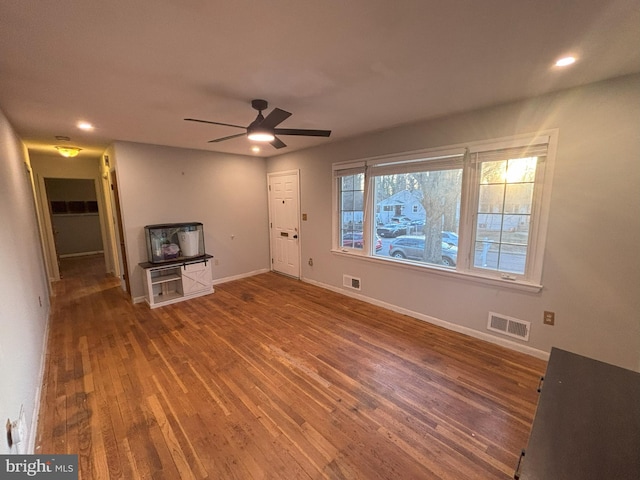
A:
[516,347,640,479]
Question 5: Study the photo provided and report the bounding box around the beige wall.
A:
[267,74,640,371]
[111,141,271,301]
[0,108,50,453]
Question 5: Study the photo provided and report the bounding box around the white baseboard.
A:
[212,268,270,286]
[302,277,549,361]
[29,302,51,454]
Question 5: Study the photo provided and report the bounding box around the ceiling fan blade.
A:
[270,136,287,149]
[185,118,246,129]
[208,133,246,143]
[260,108,292,129]
[274,128,331,137]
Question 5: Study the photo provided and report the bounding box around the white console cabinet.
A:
[140,255,213,308]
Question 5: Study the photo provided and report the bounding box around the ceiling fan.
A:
[185,99,331,149]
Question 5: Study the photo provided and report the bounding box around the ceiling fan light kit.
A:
[185,99,331,149]
[247,131,275,142]
[247,109,275,142]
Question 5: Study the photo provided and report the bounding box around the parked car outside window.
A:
[342,232,383,251]
[388,235,457,266]
[342,232,364,248]
[376,223,408,238]
[441,231,459,246]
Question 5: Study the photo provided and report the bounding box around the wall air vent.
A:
[487,312,530,341]
[343,275,361,291]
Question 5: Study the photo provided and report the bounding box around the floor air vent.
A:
[343,275,361,291]
[487,312,530,341]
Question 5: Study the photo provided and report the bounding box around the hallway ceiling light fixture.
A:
[555,56,577,67]
[55,146,82,157]
[77,121,94,130]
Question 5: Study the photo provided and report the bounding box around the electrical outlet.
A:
[543,311,555,325]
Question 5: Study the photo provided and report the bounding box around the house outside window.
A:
[333,132,556,290]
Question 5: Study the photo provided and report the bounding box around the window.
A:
[337,168,365,250]
[333,133,556,289]
[372,166,462,269]
[473,156,537,274]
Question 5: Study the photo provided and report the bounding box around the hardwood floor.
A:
[37,255,546,479]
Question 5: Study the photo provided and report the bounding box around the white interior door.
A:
[268,171,300,278]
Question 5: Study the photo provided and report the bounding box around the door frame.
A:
[267,170,301,279]
[109,170,131,296]
[35,174,61,281]
[37,175,108,281]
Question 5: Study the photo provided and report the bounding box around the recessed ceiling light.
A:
[555,56,576,67]
[251,146,260,153]
[77,121,94,130]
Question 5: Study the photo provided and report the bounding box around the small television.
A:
[144,222,205,264]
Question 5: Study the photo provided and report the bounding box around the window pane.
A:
[474,157,537,275]
[353,190,364,210]
[339,173,364,250]
[341,191,354,210]
[505,183,534,214]
[498,244,528,273]
[373,169,462,268]
[478,184,505,213]
[506,157,537,183]
[480,161,506,184]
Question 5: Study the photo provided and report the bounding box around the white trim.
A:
[212,268,270,285]
[335,131,554,171]
[334,146,467,170]
[332,160,366,173]
[302,276,549,361]
[468,134,550,153]
[29,303,51,454]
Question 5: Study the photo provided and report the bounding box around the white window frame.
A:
[333,161,367,253]
[332,130,558,292]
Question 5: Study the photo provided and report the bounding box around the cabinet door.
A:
[182,262,211,295]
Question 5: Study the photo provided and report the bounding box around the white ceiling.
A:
[1,0,639,158]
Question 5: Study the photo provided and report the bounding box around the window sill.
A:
[331,248,543,293]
